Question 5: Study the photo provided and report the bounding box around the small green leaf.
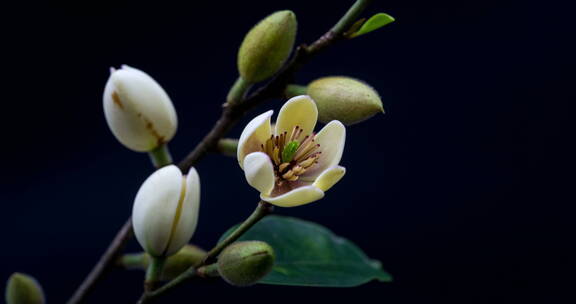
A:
[219,216,392,287]
[350,13,395,38]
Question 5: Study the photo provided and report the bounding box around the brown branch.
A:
[67,1,373,303]
[66,219,133,304]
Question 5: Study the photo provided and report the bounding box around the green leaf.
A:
[350,13,395,38]
[219,215,392,287]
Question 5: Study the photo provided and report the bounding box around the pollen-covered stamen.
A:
[260,125,321,185]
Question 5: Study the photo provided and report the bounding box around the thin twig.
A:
[67,1,373,303]
[201,201,273,266]
[66,219,133,304]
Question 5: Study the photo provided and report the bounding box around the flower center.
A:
[260,125,321,186]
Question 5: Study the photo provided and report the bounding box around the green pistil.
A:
[282,141,300,163]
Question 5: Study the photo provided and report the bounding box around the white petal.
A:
[261,185,324,207]
[301,120,346,181]
[243,152,275,196]
[237,110,273,168]
[275,95,318,138]
[132,165,183,256]
[312,166,346,191]
[164,167,201,256]
[103,66,177,152]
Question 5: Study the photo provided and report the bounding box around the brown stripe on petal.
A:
[111,91,125,110]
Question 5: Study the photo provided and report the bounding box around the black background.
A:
[1,0,574,303]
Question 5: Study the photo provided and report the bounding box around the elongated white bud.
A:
[103,65,178,152]
[132,165,200,257]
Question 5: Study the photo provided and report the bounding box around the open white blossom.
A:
[132,165,200,257]
[237,95,346,207]
[103,65,177,152]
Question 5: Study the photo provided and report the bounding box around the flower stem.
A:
[137,267,196,304]
[226,77,252,106]
[144,256,166,292]
[148,144,173,168]
[331,0,373,34]
[203,201,273,265]
[285,84,308,98]
[216,138,239,157]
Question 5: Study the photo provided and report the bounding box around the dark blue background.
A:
[1,0,573,303]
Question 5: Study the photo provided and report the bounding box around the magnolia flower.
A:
[237,95,346,207]
[103,65,177,152]
[132,165,200,257]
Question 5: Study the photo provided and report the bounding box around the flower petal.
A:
[275,95,318,138]
[313,166,346,191]
[164,167,201,256]
[238,110,273,168]
[261,185,324,207]
[301,120,346,181]
[243,152,276,196]
[132,165,183,256]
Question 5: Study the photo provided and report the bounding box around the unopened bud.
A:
[217,241,275,286]
[307,77,384,125]
[238,10,297,83]
[103,65,178,152]
[133,165,201,257]
[5,273,45,304]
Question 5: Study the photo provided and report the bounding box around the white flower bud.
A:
[132,165,200,257]
[103,65,178,152]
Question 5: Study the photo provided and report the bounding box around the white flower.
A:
[237,95,346,207]
[103,65,177,152]
[132,165,200,257]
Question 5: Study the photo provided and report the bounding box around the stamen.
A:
[295,127,304,140]
[289,126,300,141]
[279,162,290,173]
[304,144,321,161]
[293,135,315,160]
[292,165,306,175]
[279,132,287,151]
[299,153,319,168]
[273,146,281,165]
[282,170,295,179]
[287,175,299,181]
[266,137,273,155]
[294,142,319,161]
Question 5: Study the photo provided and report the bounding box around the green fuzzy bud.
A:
[5,273,45,304]
[217,241,275,287]
[120,245,206,280]
[238,10,297,83]
[307,76,384,125]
